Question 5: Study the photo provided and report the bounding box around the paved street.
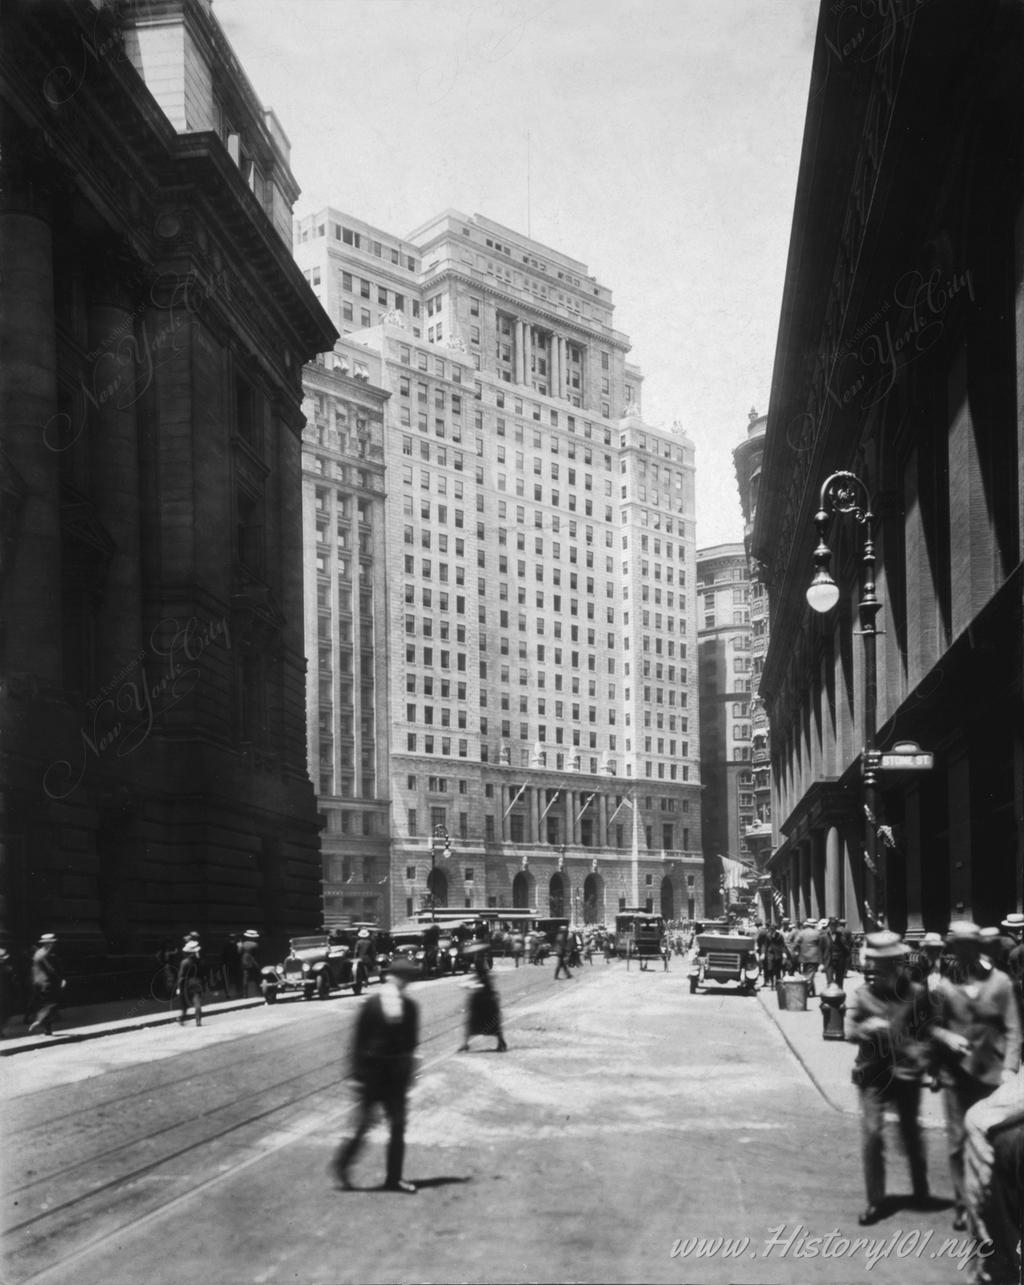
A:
[2,962,982,1285]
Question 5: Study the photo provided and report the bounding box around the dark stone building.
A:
[754,0,1024,934]
[0,0,336,977]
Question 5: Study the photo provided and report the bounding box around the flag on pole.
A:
[502,781,528,818]
[539,789,561,821]
[575,791,596,823]
[771,886,785,914]
[606,794,632,827]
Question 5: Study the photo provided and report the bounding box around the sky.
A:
[215,0,820,548]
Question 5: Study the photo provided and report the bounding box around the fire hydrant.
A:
[819,983,846,1040]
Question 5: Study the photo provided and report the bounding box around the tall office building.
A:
[296,209,704,927]
[733,408,774,918]
[696,546,754,917]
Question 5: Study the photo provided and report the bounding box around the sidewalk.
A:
[756,973,945,1129]
[0,991,269,1057]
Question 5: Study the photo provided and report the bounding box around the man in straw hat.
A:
[238,929,261,998]
[175,939,204,1027]
[28,933,65,1036]
[845,930,934,1225]
[930,919,1021,1231]
[333,957,420,1194]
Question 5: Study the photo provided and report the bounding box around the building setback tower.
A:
[295,209,704,926]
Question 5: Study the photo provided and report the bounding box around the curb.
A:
[755,987,947,1130]
[755,987,853,1117]
[0,996,271,1057]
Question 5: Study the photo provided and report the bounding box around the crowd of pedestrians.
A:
[842,914,1023,1285]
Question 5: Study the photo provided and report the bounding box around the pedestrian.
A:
[603,930,614,963]
[0,947,15,1037]
[458,943,508,1053]
[28,933,65,1036]
[553,927,573,980]
[761,923,789,988]
[963,1066,1024,1285]
[354,928,375,982]
[845,930,934,1225]
[915,932,945,991]
[238,929,261,997]
[332,957,420,1194]
[175,939,204,1026]
[220,933,241,998]
[821,917,852,988]
[510,930,524,969]
[930,920,1022,1231]
[792,917,823,997]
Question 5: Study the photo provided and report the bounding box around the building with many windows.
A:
[696,545,753,917]
[733,408,775,918]
[300,341,390,926]
[295,208,704,926]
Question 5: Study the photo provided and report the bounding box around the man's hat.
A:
[979,927,1001,943]
[243,930,259,940]
[838,918,847,925]
[1001,913,1024,931]
[946,920,981,943]
[38,933,57,944]
[828,916,839,926]
[921,932,944,948]
[865,930,908,960]
[803,918,816,927]
[386,958,419,979]
[357,929,370,939]
[183,940,201,954]
[463,941,489,955]
[817,918,829,929]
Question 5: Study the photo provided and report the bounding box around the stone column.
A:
[826,825,843,920]
[532,785,543,845]
[550,333,560,398]
[903,784,924,935]
[598,793,608,846]
[947,746,972,917]
[515,320,524,384]
[558,337,567,399]
[500,786,508,842]
[524,325,533,387]
[0,151,62,685]
[86,251,142,676]
[789,852,800,921]
[565,789,575,846]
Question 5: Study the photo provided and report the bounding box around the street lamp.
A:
[428,824,453,922]
[805,470,884,927]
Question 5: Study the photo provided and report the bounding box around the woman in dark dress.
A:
[458,944,507,1053]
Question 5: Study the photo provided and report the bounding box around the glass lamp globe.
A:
[806,571,840,613]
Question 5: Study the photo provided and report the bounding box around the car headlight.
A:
[301,963,310,973]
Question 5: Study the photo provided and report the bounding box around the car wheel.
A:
[689,976,698,994]
[316,972,330,1001]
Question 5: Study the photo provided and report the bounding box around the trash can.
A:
[819,983,846,1039]
[777,975,809,1011]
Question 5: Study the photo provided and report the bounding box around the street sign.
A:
[878,740,933,771]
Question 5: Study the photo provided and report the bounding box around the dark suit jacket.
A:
[351,990,419,1095]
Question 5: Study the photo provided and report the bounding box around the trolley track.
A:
[2,967,557,1284]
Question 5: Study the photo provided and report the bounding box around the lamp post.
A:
[805,470,884,928]
[428,824,452,923]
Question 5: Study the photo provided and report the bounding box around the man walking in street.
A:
[845,930,934,1226]
[28,933,65,1036]
[931,920,1022,1231]
[553,927,573,980]
[822,916,852,988]
[761,923,790,989]
[175,939,204,1027]
[238,930,261,998]
[333,957,420,1194]
[793,917,823,997]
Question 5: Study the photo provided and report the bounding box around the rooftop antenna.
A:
[526,131,531,238]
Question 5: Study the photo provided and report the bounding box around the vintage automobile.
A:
[688,929,760,995]
[388,924,441,979]
[275,930,370,1000]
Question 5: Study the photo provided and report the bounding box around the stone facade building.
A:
[0,0,335,967]
[696,544,753,918]
[753,1,1024,934]
[295,208,704,926]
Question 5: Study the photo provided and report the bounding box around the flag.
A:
[718,855,749,889]
[502,781,528,818]
[771,886,784,913]
[575,791,596,823]
[539,789,561,821]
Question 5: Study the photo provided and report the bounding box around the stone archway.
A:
[427,867,448,908]
[512,870,534,909]
[660,876,674,921]
[549,873,566,918]
[583,873,603,925]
